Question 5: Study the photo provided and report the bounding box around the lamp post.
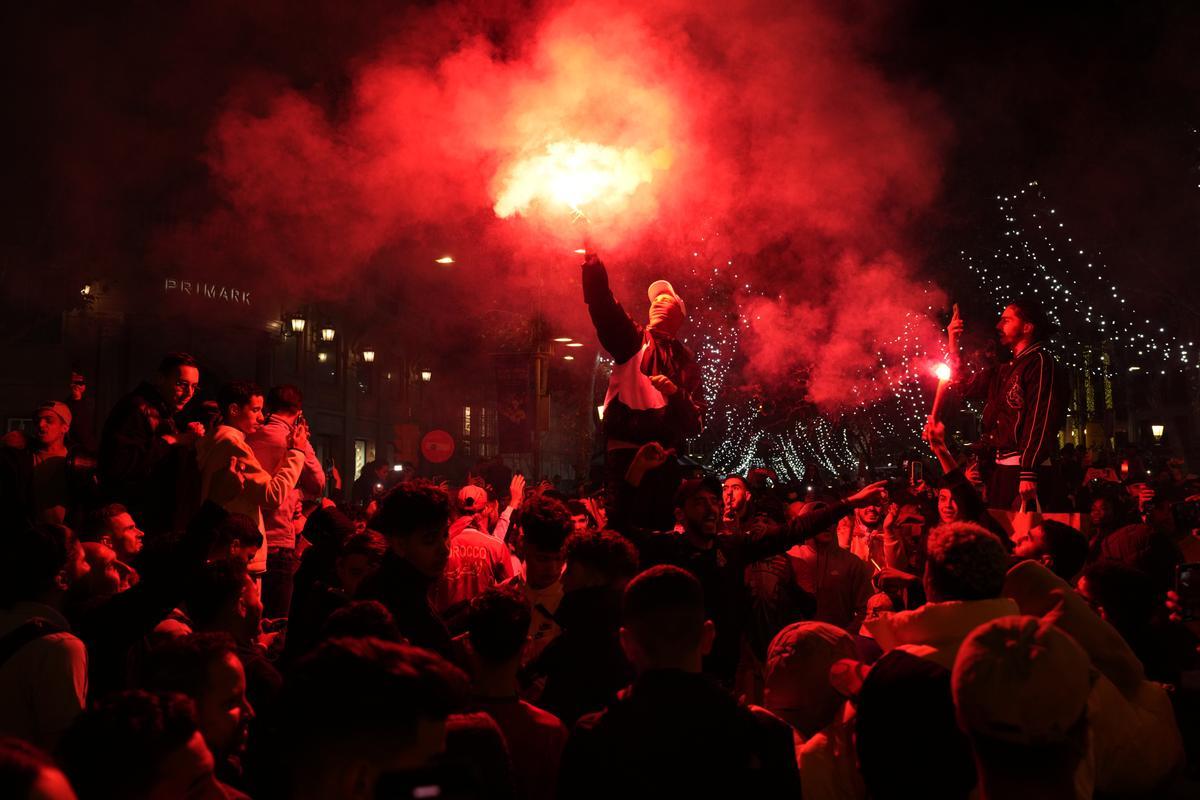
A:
[320,325,336,342]
[1152,424,1164,443]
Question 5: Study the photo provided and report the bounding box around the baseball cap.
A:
[673,475,721,509]
[35,401,72,428]
[457,485,489,512]
[952,615,1091,746]
[647,279,686,318]
[764,621,857,734]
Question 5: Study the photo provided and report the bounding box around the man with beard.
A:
[99,352,205,535]
[622,443,887,684]
[945,299,1068,511]
[837,496,888,569]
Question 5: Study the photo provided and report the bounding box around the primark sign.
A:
[163,278,252,305]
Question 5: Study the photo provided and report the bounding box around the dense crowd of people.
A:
[1,285,1199,798]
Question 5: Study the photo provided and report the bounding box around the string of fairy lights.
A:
[679,179,1193,483]
[679,238,939,484]
[960,181,1195,376]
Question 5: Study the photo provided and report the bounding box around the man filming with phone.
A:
[247,384,326,617]
[196,382,313,596]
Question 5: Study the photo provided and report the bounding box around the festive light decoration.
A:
[678,235,936,484]
[960,182,1194,374]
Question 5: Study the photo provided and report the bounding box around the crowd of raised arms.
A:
[0,345,1198,799]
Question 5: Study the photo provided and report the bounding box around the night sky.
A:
[4,0,1198,335]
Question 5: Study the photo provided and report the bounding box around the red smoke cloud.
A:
[158,0,951,408]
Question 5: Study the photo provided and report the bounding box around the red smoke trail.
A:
[156,0,951,409]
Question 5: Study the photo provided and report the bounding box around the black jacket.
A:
[356,553,453,658]
[582,257,701,448]
[624,502,851,683]
[98,382,188,534]
[957,343,1068,485]
[526,585,631,727]
[557,669,801,800]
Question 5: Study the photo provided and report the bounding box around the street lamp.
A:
[420,369,432,382]
[289,315,307,334]
[362,348,376,363]
[1152,424,1164,442]
[320,325,336,342]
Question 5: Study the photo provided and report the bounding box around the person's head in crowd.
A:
[854,492,885,529]
[335,530,388,595]
[369,481,452,580]
[764,621,857,737]
[796,498,840,548]
[722,474,752,522]
[466,587,531,678]
[748,491,787,526]
[518,496,573,590]
[206,513,263,566]
[276,638,467,800]
[32,402,71,454]
[997,296,1053,350]
[1089,495,1120,534]
[74,542,123,600]
[937,487,961,525]
[456,483,489,524]
[924,522,1009,603]
[319,601,402,645]
[185,558,262,646]
[138,634,253,765]
[154,352,200,414]
[952,616,1091,798]
[673,476,723,544]
[263,384,304,425]
[216,382,265,437]
[0,524,89,609]
[564,499,595,534]
[0,736,77,800]
[85,504,144,561]
[302,505,357,551]
[561,529,640,594]
[785,500,807,521]
[68,370,87,403]
[1012,520,1088,581]
[856,650,977,800]
[620,565,712,673]
[1076,560,1157,638]
[58,691,224,800]
[646,278,685,335]
[865,591,894,623]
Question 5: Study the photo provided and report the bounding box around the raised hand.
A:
[947,303,963,349]
[648,374,678,397]
[508,473,527,509]
[846,480,889,508]
[288,420,310,451]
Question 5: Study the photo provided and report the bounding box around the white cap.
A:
[647,279,686,318]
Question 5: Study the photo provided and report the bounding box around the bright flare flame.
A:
[493,139,666,220]
[435,256,455,264]
[934,363,952,382]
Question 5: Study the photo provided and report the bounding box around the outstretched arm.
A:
[581,254,643,364]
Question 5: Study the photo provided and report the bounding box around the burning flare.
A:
[492,139,668,220]
[933,362,952,382]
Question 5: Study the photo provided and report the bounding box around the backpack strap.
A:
[0,618,67,668]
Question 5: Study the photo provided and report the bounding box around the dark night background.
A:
[4,1,1198,310]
